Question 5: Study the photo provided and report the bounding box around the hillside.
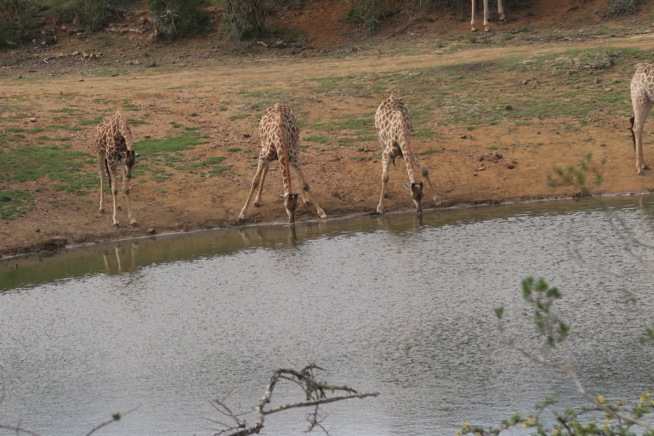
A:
[1,0,654,257]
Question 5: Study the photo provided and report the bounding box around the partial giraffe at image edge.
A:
[630,63,654,175]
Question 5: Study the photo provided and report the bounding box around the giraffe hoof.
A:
[113,223,120,228]
[645,164,651,170]
[99,209,105,215]
[253,202,260,208]
[130,221,138,227]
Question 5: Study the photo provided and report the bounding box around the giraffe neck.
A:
[278,108,292,194]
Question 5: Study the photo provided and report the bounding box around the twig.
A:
[385,15,418,39]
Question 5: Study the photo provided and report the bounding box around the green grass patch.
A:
[0,145,96,196]
[416,148,443,155]
[0,189,33,219]
[305,135,329,143]
[228,147,242,152]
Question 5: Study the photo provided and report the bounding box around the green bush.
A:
[146,0,209,39]
[346,0,386,33]
[44,0,130,31]
[0,0,39,47]
[223,0,270,40]
[605,0,641,17]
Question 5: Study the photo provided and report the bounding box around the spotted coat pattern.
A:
[238,103,326,224]
[93,108,138,227]
[630,64,654,174]
[374,95,440,214]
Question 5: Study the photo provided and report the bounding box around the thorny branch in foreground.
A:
[210,364,379,436]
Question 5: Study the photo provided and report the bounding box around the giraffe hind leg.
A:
[253,164,269,207]
[238,158,268,222]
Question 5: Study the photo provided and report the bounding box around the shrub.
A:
[605,0,642,17]
[0,0,39,47]
[223,0,270,40]
[346,0,386,33]
[45,0,130,31]
[146,0,209,39]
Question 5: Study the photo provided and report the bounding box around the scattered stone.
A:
[505,104,513,110]
[600,143,606,147]
[144,134,151,139]
[479,152,503,163]
[476,164,486,171]
[17,74,22,79]
[147,228,156,235]
[507,164,516,169]
[29,117,36,122]
[35,228,40,232]
[604,87,613,92]
[459,134,467,139]
[146,61,156,68]
[79,79,84,82]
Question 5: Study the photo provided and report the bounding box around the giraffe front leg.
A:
[483,0,490,31]
[633,111,649,175]
[111,186,120,227]
[238,158,267,222]
[417,162,441,206]
[377,154,391,214]
[98,169,106,214]
[123,177,137,226]
[292,162,326,219]
[253,164,269,207]
[498,0,505,21]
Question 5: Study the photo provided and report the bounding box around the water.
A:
[1,196,654,436]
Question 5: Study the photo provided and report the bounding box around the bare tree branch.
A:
[211,364,378,436]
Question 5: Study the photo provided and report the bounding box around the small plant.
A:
[346,0,386,33]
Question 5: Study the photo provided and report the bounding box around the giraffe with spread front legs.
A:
[471,0,505,32]
[374,95,440,214]
[238,103,326,224]
[93,108,139,227]
[630,64,654,175]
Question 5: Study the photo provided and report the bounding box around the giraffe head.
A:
[283,192,300,224]
[121,149,137,179]
[409,181,424,213]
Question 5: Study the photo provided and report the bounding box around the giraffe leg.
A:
[97,156,106,214]
[122,175,137,226]
[632,99,653,175]
[471,0,478,31]
[415,159,441,206]
[483,0,490,31]
[498,0,505,21]
[291,161,327,219]
[238,158,268,222]
[111,183,120,227]
[377,153,392,214]
[253,164,269,208]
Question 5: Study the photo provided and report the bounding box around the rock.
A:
[507,164,515,169]
[17,74,22,79]
[29,117,36,122]
[604,87,613,92]
[505,104,513,110]
[479,152,503,163]
[476,164,486,171]
[459,134,467,139]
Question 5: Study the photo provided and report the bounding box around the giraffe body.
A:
[238,103,326,224]
[471,0,505,32]
[630,64,654,175]
[93,108,138,227]
[374,96,440,214]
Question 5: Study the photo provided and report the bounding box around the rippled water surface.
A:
[1,197,654,436]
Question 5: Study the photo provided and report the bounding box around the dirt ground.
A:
[2,0,654,257]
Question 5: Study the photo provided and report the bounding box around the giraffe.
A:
[93,108,139,227]
[374,95,440,214]
[238,103,327,224]
[471,0,505,32]
[630,64,654,175]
